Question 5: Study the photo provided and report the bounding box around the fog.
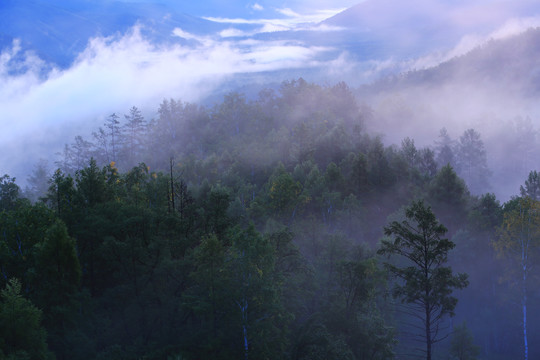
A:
[3,1,540,359]
[362,21,540,200]
[0,14,343,181]
[1,0,539,190]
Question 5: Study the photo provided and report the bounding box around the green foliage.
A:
[183,225,289,360]
[449,322,480,360]
[379,200,468,359]
[268,170,302,217]
[44,169,76,222]
[468,193,502,233]
[8,79,526,359]
[429,165,468,210]
[0,175,20,211]
[292,319,355,360]
[75,158,108,207]
[520,170,540,200]
[428,164,469,230]
[0,279,53,359]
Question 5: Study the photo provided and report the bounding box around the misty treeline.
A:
[0,78,539,359]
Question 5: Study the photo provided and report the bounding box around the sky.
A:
[1,0,540,185]
[131,0,361,18]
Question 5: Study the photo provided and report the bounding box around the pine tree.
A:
[378,200,469,360]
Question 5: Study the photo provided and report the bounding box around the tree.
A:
[520,170,540,200]
[92,126,111,165]
[378,200,468,360]
[122,106,147,168]
[227,225,284,360]
[0,175,20,211]
[434,128,456,169]
[449,322,480,360]
[493,196,540,360]
[0,278,53,359]
[24,159,50,203]
[267,169,302,222]
[44,170,75,222]
[416,148,438,179]
[401,137,418,169]
[105,113,121,163]
[32,220,81,358]
[75,158,107,208]
[184,225,287,360]
[70,136,93,172]
[455,129,490,194]
[428,165,469,231]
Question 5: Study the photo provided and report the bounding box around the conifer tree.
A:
[378,200,468,360]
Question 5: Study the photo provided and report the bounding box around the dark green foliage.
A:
[33,225,81,359]
[450,322,480,360]
[0,279,53,359]
[0,175,20,211]
[8,79,528,359]
[183,226,289,360]
[520,170,540,200]
[429,165,468,210]
[378,200,469,360]
[292,319,355,360]
[428,164,469,231]
[468,193,503,233]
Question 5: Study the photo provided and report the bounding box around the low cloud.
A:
[0,24,341,181]
[2,0,540,186]
[204,6,346,35]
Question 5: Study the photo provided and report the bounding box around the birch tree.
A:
[494,196,540,360]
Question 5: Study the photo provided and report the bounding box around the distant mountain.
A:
[365,27,540,97]
[354,28,540,201]
[324,0,540,60]
[3,0,540,76]
[0,0,226,68]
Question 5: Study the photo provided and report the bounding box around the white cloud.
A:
[252,3,264,11]
[3,0,540,184]
[277,8,301,18]
[204,6,346,35]
[172,28,202,41]
[219,28,252,38]
[490,16,540,39]
[0,24,340,180]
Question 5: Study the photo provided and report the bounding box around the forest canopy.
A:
[1,78,538,359]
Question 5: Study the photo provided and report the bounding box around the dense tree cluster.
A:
[2,79,540,359]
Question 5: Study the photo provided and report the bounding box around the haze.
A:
[1,0,540,196]
[4,1,540,359]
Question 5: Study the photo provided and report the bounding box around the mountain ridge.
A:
[363,27,540,97]
[0,0,226,67]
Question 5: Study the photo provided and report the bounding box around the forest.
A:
[1,78,539,359]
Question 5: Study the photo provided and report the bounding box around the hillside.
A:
[1,77,537,359]
[368,27,540,96]
[323,0,540,60]
[355,28,540,201]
